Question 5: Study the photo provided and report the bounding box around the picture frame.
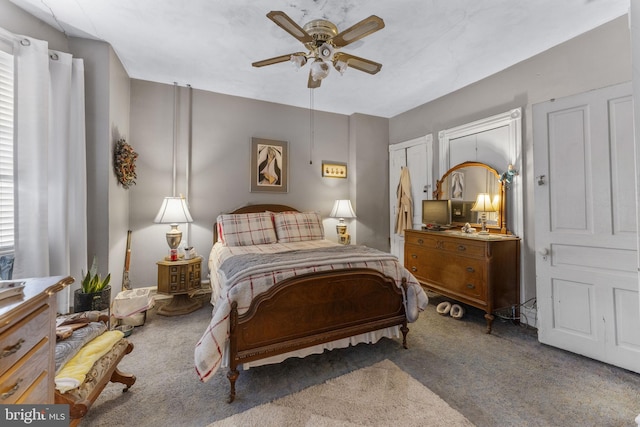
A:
[250,138,288,193]
[321,161,347,178]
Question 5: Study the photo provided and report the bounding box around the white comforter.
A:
[194,240,428,382]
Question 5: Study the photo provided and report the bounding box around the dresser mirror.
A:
[435,161,507,234]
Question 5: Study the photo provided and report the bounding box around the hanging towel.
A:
[395,166,413,236]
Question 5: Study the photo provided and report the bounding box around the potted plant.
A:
[73,257,112,313]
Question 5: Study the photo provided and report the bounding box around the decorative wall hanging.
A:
[114,138,138,189]
[250,137,288,193]
[322,161,347,178]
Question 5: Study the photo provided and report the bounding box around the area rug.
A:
[209,359,474,426]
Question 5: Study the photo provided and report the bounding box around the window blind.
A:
[0,50,14,254]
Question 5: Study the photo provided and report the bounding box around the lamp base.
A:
[157,293,202,316]
[338,233,351,245]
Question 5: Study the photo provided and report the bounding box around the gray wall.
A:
[390,15,632,305]
[127,81,382,287]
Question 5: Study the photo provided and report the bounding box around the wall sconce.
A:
[471,193,496,235]
[499,164,519,186]
[329,200,356,244]
[154,196,193,260]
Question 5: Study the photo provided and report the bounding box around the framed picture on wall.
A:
[321,161,347,178]
[250,137,288,193]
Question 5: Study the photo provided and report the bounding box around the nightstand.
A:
[156,257,203,316]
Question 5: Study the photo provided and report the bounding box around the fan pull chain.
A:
[309,88,314,165]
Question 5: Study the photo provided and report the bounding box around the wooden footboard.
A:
[227,268,408,402]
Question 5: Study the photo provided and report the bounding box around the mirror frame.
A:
[438,108,522,237]
[435,161,507,234]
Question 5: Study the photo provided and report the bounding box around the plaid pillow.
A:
[217,213,277,246]
[274,212,324,242]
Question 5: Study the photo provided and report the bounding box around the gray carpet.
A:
[80,295,640,427]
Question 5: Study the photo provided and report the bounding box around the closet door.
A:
[533,82,640,373]
[389,136,432,263]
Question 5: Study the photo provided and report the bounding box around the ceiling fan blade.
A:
[308,70,322,89]
[333,53,382,74]
[330,15,385,48]
[252,52,305,68]
[267,11,314,44]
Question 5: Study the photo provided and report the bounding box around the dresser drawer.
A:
[0,304,50,374]
[405,232,485,258]
[0,338,49,404]
[409,249,486,300]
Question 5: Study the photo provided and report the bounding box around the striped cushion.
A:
[217,213,277,246]
[274,212,324,242]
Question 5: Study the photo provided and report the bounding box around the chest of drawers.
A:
[156,257,203,316]
[0,276,73,403]
[157,257,202,295]
[404,230,519,333]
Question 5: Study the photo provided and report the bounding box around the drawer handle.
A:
[0,339,25,359]
[1,378,22,400]
[411,267,417,272]
[466,283,476,289]
[417,239,424,245]
[411,254,417,259]
[466,267,475,273]
[457,245,466,251]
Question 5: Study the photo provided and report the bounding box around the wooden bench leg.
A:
[110,367,136,391]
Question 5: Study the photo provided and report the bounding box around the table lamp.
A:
[471,193,496,235]
[154,196,193,260]
[329,200,356,244]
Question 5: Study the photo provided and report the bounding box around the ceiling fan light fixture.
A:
[334,59,348,75]
[310,58,330,81]
[317,43,334,61]
[290,54,307,69]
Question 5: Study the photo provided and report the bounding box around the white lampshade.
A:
[471,193,495,235]
[154,197,193,224]
[471,193,496,213]
[154,196,193,253]
[310,58,330,81]
[330,200,356,219]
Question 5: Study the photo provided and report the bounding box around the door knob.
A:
[539,248,549,260]
[537,175,546,185]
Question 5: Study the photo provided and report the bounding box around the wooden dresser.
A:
[404,230,519,333]
[0,276,73,403]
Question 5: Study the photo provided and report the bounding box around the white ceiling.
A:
[8,0,629,118]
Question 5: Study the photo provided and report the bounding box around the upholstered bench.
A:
[54,315,135,427]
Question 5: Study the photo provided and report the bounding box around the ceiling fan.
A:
[252,11,385,88]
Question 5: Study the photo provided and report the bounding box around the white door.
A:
[533,82,640,373]
[389,136,432,263]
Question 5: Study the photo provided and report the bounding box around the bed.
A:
[194,204,428,402]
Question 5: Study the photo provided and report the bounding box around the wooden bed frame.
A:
[216,204,410,403]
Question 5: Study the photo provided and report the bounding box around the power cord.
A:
[494,297,537,329]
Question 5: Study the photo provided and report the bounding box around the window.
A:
[0,50,14,255]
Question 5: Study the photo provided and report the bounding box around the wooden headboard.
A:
[213,204,300,243]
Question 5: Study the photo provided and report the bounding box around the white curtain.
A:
[1,28,88,313]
